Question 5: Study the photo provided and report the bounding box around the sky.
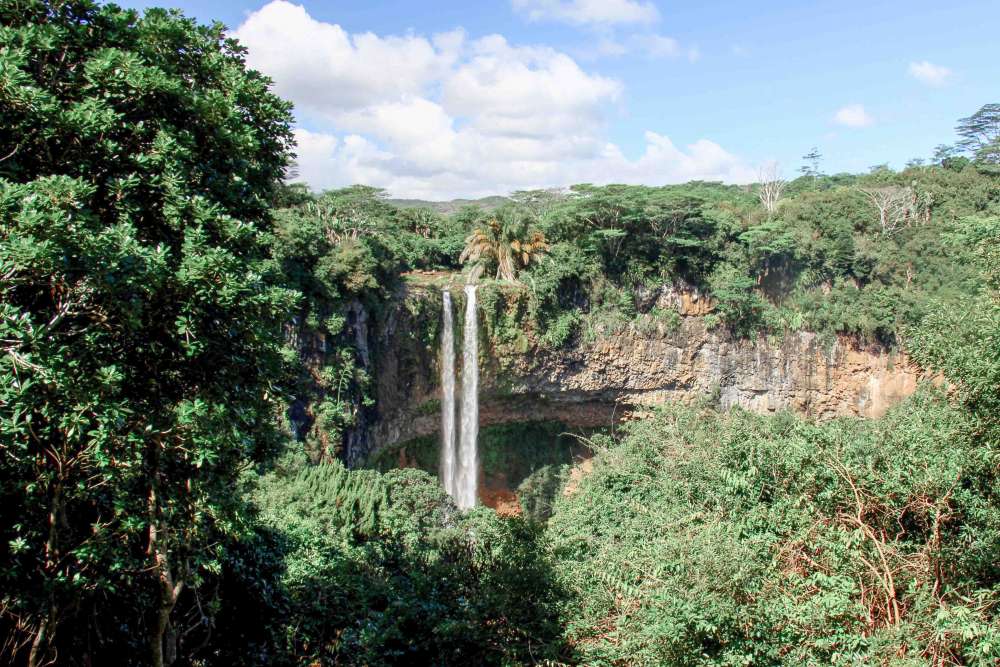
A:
[119,0,1000,200]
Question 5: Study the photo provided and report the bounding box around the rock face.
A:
[353,284,922,463]
[501,321,918,418]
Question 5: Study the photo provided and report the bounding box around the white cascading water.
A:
[439,290,457,499]
[456,284,479,509]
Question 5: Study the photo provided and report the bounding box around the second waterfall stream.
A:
[440,285,479,509]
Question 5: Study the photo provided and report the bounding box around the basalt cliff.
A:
[345,280,921,466]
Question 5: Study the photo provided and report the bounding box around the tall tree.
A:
[799,146,823,179]
[932,144,960,163]
[956,103,1000,164]
[857,185,922,236]
[460,205,548,281]
[0,2,295,665]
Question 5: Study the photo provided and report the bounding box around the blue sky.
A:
[120,0,1000,199]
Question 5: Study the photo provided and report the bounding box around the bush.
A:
[548,397,1000,666]
[247,457,567,665]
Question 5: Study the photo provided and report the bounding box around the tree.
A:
[799,146,823,179]
[509,188,566,217]
[460,205,548,281]
[858,185,919,235]
[956,103,1000,163]
[932,143,960,164]
[0,2,295,665]
[757,163,786,214]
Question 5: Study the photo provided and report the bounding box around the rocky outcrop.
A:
[353,283,922,463]
[500,321,918,418]
[636,282,716,315]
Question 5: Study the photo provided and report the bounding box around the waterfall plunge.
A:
[439,291,457,499]
[440,285,479,509]
[456,284,479,508]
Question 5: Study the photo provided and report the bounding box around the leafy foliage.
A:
[460,204,548,281]
[955,104,1000,166]
[908,214,1000,430]
[509,163,994,346]
[2,6,998,665]
[0,1,295,664]
[548,398,1000,666]
[235,454,566,666]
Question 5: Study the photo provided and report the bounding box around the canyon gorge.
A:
[291,277,924,514]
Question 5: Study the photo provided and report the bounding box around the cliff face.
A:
[501,322,917,418]
[352,282,921,464]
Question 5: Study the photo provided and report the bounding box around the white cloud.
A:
[908,61,952,86]
[604,133,755,183]
[233,1,458,116]
[833,104,874,128]
[295,127,755,200]
[442,35,621,138]
[238,1,752,199]
[636,34,679,58]
[512,0,659,26]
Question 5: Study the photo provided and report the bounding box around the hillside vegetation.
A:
[1,3,998,666]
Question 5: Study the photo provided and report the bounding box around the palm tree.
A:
[460,206,548,281]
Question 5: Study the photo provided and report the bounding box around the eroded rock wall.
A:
[352,283,922,463]
[501,321,918,418]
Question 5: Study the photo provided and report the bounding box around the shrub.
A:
[548,397,1000,666]
[249,458,567,665]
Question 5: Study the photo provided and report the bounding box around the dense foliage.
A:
[547,209,1000,665]
[271,161,998,354]
[512,165,994,345]
[270,185,464,458]
[0,2,296,665]
[226,452,565,666]
[549,396,999,665]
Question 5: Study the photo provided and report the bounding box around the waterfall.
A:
[456,284,479,509]
[439,285,479,509]
[439,290,457,499]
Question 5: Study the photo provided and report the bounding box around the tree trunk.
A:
[147,487,184,667]
[27,602,56,667]
[148,536,184,667]
[150,597,178,667]
[29,481,64,667]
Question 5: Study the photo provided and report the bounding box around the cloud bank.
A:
[235,1,753,198]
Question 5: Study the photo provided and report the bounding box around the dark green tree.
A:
[932,143,960,163]
[956,103,1000,164]
[799,146,823,179]
[0,1,295,664]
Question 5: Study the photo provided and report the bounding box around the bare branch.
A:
[757,163,786,215]
[858,185,926,236]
